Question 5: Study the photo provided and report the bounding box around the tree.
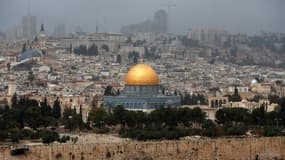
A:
[161,87,165,95]
[88,43,99,56]
[52,98,61,119]
[101,44,109,52]
[116,89,120,95]
[69,43,72,53]
[202,120,217,137]
[24,106,42,130]
[116,55,122,64]
[251,105,266,126]
[191,107,206,123]
[41,130,59,144]
[126,37,132,44]
[22,43,26,52]
[27,71,35,82]
[128,51,140,64]
[40,97,52,116]
[7,63,11,71]
[74,45,88,55]
[112,105,128,129]
[230,86,241,102]
[11,93,18,108]
[216,108,250,125]
[104,85,115,96]
[88,108,108,128]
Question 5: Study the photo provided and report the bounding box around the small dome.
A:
[125,64,159,86]
[251,79,258,85]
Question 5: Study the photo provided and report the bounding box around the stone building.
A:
[104,63,180,112]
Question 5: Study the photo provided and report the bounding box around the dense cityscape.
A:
[1,1,285,159]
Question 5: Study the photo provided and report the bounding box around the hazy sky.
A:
[0,0,284,35]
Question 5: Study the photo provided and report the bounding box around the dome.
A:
[125,64,159,85]
[19,50,42,61]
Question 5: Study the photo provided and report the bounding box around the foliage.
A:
[62,107,84,130]
[104,85,116,96]
[101,44,109,52]
[128,51,140,64]
[225,125,247,136]
[263,126,285,137]
[87,106,207,140]
[229,86,241,102]
[88,108,108,128]
[27,71,35,82]
[116,54,122,64]
[22,43,26,52]
[52,98,61,119]
[180,93,207,105]
[74,44,99,56]
[40,130,59,144]
[11,93,18,108]
[144,46,160,60]
[215,107,250,125]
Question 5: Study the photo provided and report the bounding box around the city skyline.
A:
[0,0,285,35]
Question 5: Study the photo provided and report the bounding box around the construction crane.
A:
[162,1,176,14]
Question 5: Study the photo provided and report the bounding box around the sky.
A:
[0,0,284,35]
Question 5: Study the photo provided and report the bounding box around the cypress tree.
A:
[52,98,61,119]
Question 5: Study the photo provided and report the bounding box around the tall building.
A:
[52,24,66,37]
[22,15,37,39]
[153,10,168,33]
[120,10,168,34]
[6,25,23,40]
[104,64,180,112]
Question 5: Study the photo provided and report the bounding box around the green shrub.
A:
[264,127,285,137]
[226,125,247,136]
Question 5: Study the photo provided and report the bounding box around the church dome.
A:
[125,64,159,85]
[19,50,42,61]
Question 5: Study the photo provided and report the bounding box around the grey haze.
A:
[0,0,284,35]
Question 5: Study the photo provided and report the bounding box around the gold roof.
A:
[125,64,159,85]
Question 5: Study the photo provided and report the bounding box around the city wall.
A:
[1,137,285,160]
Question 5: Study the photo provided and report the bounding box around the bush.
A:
[58,135,70,143]
[8,129,21,142]
[225,125,247,136]
[264,127,285,137]
[40,130,59,144]
[202,120,218,137]
[19,129,33,139]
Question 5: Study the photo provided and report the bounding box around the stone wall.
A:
[1,137,285,160]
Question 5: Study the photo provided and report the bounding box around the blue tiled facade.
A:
[104,85,180,112]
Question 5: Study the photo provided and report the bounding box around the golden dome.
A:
[125,64,159,85]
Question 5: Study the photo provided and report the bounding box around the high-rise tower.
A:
[22,15,37,39]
